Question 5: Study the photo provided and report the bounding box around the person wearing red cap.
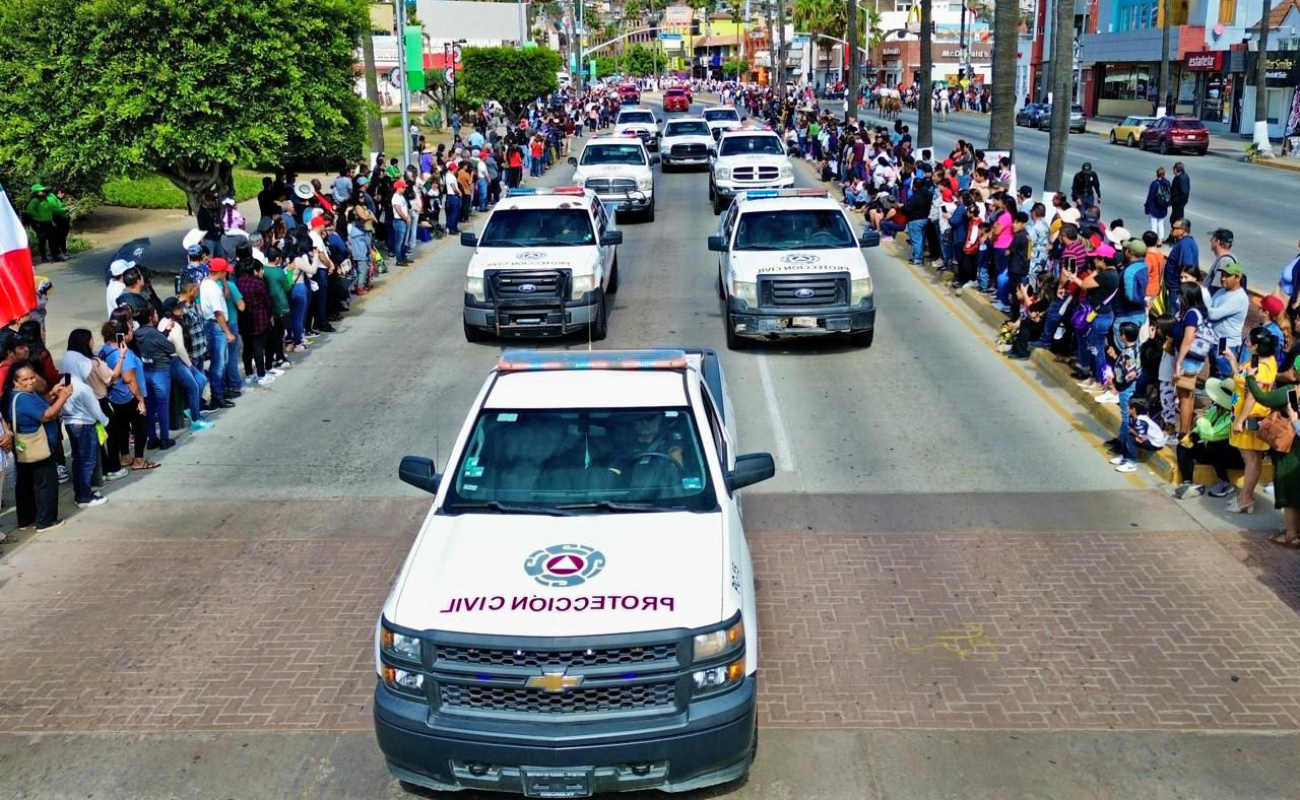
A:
[198,258,237,408]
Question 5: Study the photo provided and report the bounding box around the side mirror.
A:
[399,455,441,495]
[707,235,727,252]
[708,147,717,157]
[600,230,623,246]
[460,231,478,247]
[725,452,775,492]
[567,156,578,166]
[860,229,881,248]
[650,155,661,165]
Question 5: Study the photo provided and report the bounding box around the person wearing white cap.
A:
[106,259,134,317]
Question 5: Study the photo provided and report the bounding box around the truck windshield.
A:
[478,209,595,247]
[665,121,710,136]
[580,145,647,165]
[734,209,856,250]
[704,109,740,122]
[719,135,783,156]
[445,408,717,513]
[618,111,655,124]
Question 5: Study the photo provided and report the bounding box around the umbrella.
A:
[106,237,150,284]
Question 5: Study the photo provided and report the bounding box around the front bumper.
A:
[727,297,876,339]
[593,190,653,211]
[375,676,756,795]
[464,295,600,337]
[714,180,795,198]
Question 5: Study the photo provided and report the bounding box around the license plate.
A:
[522,768,593,798]
[791,316,818,328]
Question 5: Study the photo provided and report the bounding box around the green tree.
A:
[458,46,562,117]
[792,0,845,87]
[988,0,1019,150]
[1041,0,1074,192]
[623,44,660,76]
[722,58,749,76]
[0,0,369,213]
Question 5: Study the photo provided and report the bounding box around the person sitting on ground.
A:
[1172,376,1243,500]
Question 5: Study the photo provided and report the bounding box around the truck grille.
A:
[732,165,781,182]
[585,178,638,195]
[760,273,848,307]
[439,680,677,716]
[436,643,679,669]
[487,269,568,300]
[671,143,708,157]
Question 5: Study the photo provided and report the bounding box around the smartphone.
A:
[1218,337,1228,354]
[1251,354,1260,369]
[1289,388,1299,413]
[116,333,126,346]
[60,373,71,387]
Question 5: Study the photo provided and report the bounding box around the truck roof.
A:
[733,190,842,213]
[492,187,599,211]
[484,349,702,410]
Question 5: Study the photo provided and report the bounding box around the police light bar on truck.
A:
[741,188,829,200]
[504,186,589,197]
[497,349,689,372]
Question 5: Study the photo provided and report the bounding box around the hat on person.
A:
[1204,377,1235,411]
[941,188,953,202]
[0,331,27,357]
[356,175,369,186]
[293,181,314,200]
[393,179,407,190]
[309,215,329,229]
[1018,184,1032,197]
[220,196,237,206]
[1220,262,1245,278]
[30,183,47,193]
[208,257,230,273]
[1059,207,1081,225]
[1210,228,1234,246]
[1081,162,1093,171]
[1124,239,1148,257]
[1094,242,1117,259]
[1262,295,1285,316]
[109,258,135,277]
[182,228,206,250]
[942,158,954,168]
[1105,226,1133,245]
[186,243,205,257]
[161,296,182,314]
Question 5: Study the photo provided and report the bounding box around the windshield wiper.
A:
[529,240,588,247]
[556,501,667,513]
[445,501,574,517]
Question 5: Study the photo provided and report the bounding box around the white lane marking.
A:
[756,353,797,473]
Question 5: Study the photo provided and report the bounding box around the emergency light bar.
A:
[504,187,589,197]
[498,349,689,372]
[742,188,829,200]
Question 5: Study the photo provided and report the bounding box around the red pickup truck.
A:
[663,88,690,112]
[618,83,640,104]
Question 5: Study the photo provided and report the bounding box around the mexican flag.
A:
[0,184,36,327]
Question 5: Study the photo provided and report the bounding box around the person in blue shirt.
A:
[98,322,156,472]
[1164,218,1200,317]
[3,363,73,531]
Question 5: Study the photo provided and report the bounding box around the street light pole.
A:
[395,0,412,170]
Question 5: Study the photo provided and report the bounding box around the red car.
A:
[618,83,640,104]
[664,88,690,112]
[1139,116,1209,155]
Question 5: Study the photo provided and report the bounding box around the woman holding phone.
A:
[1225,327,1280,514]
[1244,366,1300,546]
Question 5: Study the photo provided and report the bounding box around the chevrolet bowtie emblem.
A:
[526,672,584,693]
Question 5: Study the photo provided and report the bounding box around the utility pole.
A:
[918,0,933,148]
[361,23,385,153]
[577,0,585,92]
[847,0,859,123]
[1251,0,1274,155]
[775,0,786,86]
[395,0,412,170]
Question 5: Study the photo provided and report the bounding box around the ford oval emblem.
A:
[794,288,816,299]
[781,253,821,264]
[519,283,538,293]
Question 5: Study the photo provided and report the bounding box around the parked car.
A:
[1139,116,1209,155]
[1016,103,1049,127]
[1108,115,1156,146]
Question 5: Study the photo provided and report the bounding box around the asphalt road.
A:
[848,105,1299,292]
[3,96,1299,800]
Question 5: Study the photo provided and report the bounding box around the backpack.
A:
[1153,180,1170,208]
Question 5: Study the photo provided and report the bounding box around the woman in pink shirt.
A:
[991,195,1017,312]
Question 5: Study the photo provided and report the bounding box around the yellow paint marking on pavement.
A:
[892,623,998,661]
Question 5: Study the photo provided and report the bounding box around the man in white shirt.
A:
[199,258,236,406]
[442,168,462,235]
[390,180,413,265]
[105,259,133,317]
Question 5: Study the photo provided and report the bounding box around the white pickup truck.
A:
[460,187,622,342]
[568,135,659,222]
[709,188,881,349]
[708,127,795,215]
[374,348,773,797]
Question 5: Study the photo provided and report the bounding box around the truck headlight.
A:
[637,176,653,191]
[381,666,426,693]
[573,175,587,188]
[714,166,731,180]
[851,277,874,303]
[780,165,794,179]
[693,656,745,696]
[465,276,486,303]
[693,619,744,660]
[380,626,423,662]
[571,273,598,300]
[730,280,758,306]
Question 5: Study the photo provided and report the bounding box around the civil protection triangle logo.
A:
[525,543,607,587]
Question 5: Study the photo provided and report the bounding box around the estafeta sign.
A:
[1185,52,1223,71]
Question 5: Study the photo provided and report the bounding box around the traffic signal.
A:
[691,18,700,34]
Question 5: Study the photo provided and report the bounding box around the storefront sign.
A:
[883,47,902,56]
[1185,52,1223,71]
[1247,52,1300,88]
[938,47,992,61]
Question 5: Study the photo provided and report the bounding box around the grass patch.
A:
[100,170,266,210]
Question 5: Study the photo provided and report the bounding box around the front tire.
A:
[848,329,874,348]
[708,180,715,200]
[724,313,749,350]
[712,193,724,216]
[589,292,608,341]
[1109,131,1117,144]
[1160,139,1170,155]
[643,194,655,222]
[463,320,486,343]
[1127,134,1137,147]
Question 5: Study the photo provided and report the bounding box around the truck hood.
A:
[468,247,599,277]
[717,154,788,168]
[662,135,713,148]
[390,512,725,636]
[730,248,867,279]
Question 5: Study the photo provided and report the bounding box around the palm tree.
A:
[1042,0,1074,193]
[918,0,933,148]
[847,0,859,122]
[987,0,1018,149]
[793,0,845,88]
